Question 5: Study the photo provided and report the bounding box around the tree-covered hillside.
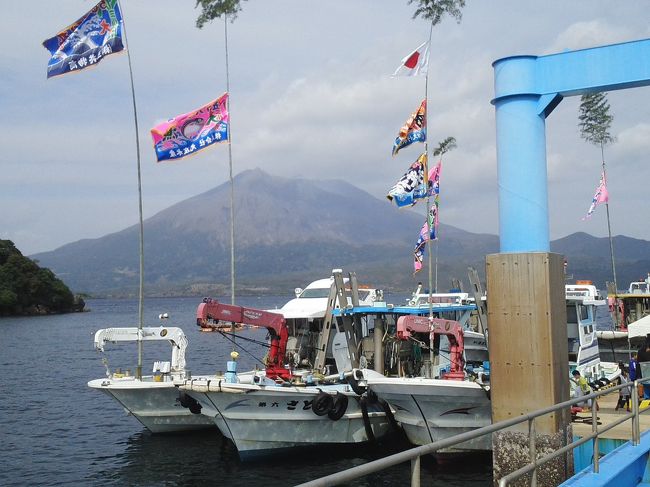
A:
[0,240,83,316]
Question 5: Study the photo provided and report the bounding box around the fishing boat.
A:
[566,281,621,394]
[597,274,650,362]
[87,324,215,433]
[180,281,391,459]
[331,280,492,454]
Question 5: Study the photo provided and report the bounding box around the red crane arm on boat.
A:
[196,298,291,380]
[396,315,466,381]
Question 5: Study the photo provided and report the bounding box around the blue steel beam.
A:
[492,38,650,253]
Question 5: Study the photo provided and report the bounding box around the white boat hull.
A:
[88,378,215,433]
[182,381,389,459]
[367,377,492,453]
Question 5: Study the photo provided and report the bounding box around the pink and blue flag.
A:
[392,100,426,156]
[151,93,229,162]
[413,161,442,274]
[42,0,124,79]
[582,171,609,220]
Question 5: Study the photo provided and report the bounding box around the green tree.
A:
[578,92,618,294]
[578,92,615,147]
[0,240,76,315]
[433,136,457,157]
[194,0,466,27]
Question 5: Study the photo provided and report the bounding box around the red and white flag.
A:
[393,41,429,77]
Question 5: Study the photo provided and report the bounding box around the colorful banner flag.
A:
[582,171,609,220]
[412,161,442,274]
[150,93,229,162]
[42,0,124,79]
[387,155,442,207]
[393,41,429,77]
[387,153,427,207]
[392,100,426,156]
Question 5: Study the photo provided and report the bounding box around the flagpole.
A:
[601,143,618,311]
[224,15,235,308]
[424,20,435,370]
[119,1,145,380]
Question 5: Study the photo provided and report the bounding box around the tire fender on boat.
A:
[327,392,348,421]
[312,391,334,416]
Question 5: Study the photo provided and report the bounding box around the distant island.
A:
[0,240,85,316]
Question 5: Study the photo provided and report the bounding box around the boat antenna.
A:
[119,1,146,380]
[224,15,237,351]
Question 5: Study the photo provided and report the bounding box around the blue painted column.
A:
[493,56,550,252]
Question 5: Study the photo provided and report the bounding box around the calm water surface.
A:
[0,296,493,486]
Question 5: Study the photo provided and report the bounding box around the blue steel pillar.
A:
[490,39,650,486]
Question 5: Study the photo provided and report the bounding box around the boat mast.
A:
[119,2,146,380]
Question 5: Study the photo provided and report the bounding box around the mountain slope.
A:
[31,169,648,296]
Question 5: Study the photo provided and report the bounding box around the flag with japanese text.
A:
[42,0,124,79]
[150,93,229,163]
[387,153,427,207]
[393,41,429,77]
[412,161,441,274]
[392,100,426,156]
[388,155,441,207]
[582,171,609,220]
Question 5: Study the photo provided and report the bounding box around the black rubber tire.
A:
[327,393,349,421]
[312,391,334,416]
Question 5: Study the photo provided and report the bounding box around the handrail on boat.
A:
[296,378,650,487]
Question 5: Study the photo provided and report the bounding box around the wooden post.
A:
[487,252,572,486]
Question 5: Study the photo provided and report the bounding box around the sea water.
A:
[0,296,492,486]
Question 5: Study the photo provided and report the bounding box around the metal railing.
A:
[296,378,650,487]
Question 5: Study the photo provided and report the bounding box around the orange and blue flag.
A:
[392,99,426,156]
[42,0,124,79]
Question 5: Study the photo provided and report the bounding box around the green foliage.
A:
[409,0,466,24]
[195,0,246,28]
[0,239,76,315]
[578,92,616,147]
[194,0,466,27]
[433,136,457,157]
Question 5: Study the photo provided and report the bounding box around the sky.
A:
[2,1,650,255]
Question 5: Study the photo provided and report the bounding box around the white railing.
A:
[296,378,650,487]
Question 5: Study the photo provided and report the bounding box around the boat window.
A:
[566,305,578,324]
[299,288,330,299]
[579,305,588,321]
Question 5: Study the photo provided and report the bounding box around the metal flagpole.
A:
[118,1,145,380]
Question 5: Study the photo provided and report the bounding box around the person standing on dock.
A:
[636,336,650,399]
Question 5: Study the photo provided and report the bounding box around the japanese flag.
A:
[393,41,429,77]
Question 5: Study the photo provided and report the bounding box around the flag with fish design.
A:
[388,155,441,207]
[42,0,124,79]
[412,160,441,274]
[392,99,426,156]
[582,171,609,220]
[150,93,229,162]
[387,153,427,207]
